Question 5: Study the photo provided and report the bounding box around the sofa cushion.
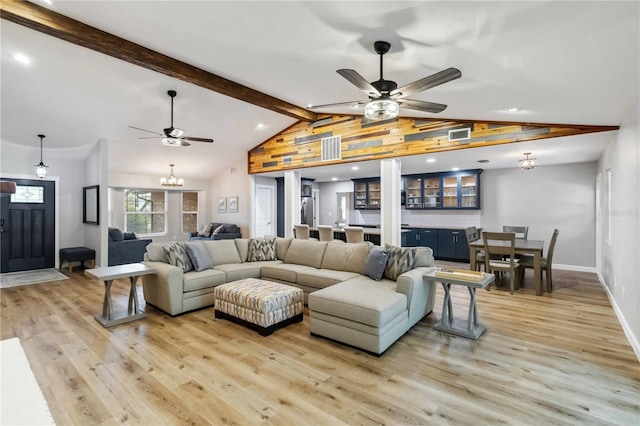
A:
[186,241,214,272]
[234,239,250,262]
[108,227,124,242]
[247,236,277,262]
[146,242,170,263]
[308,277,407,327]
[183,268,227,292]
[165,242,194,272]
[212,225,225,235]
[284,239,327,268]
[363,246,389,281]
[214,260,281,282]
[275,237,292,261]
[384,244,418,280]
[296,269,361,290]
[202,240,242,266]
[320,241,370,274]
[414,247,435,267]
[260,263,317,283]
[123,232,138,240]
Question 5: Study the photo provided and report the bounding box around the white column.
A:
[284,170,301,238]
[380,158,402,246]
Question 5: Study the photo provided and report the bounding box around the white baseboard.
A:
[598,273,640,362]
[553,263,596,273]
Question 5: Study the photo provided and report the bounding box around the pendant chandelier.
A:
[519,152,537,170]
[160,163,184,187]
[35,134,49,178]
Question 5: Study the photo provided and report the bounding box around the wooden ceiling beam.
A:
[0,0,317,122]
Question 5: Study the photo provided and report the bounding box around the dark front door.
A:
[1,178,55,273]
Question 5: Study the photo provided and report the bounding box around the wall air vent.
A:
[448,128,471,142]
[283,155,293,165]
[321,135,341,161]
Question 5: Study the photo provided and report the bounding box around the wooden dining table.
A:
[469,238,546,295]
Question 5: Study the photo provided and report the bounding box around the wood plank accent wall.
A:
[248,114,618,174]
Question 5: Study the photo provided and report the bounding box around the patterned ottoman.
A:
[214,278,304,336]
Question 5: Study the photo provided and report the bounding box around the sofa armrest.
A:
[141,261,185,316]
[108,238,152,266]
[210,233,241,240]
[396,266,437,327]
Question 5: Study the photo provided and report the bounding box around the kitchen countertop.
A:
[348,224,477,230]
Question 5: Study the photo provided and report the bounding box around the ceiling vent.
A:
[321,135,341,161]
[283,155,293,165]
[448,128,471,142]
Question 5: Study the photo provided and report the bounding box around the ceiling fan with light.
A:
[129,90,214,147]
[309,41,461,120]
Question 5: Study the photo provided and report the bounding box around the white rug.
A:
[0,269,68,289]
[0,338,55,425]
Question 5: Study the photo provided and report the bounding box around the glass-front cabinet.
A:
[402,169,482,210]
[352,178,381,210]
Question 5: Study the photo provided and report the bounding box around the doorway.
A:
[1,178,56,273]
[255,185,275,237]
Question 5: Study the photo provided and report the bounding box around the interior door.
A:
[1,178,56,273]
[255,185,274,237]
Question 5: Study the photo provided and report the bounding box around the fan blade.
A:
[337,69,381,97]
[179,140,192,147]
[129,126,163,136]
[308,100,367,109]
[399,99,448,113]
[390,67,461,98]
[182,136,214,143]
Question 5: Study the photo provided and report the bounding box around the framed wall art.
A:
[227,196,238,213]
[217,197,226,213]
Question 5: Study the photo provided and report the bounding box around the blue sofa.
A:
[189,223,241,241]
[108,227,152,266]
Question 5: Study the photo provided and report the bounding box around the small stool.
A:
[214,278,303,336]
[59,247,96,273]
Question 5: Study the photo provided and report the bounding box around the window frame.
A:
[181,191,199,235]
[123,189,168,237]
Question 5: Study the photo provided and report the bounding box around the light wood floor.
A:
[1,263,638,425]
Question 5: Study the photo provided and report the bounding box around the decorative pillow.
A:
[164,242,194,272]
[363,246,390,281]
[108,227,124,242]
[212,225,225,235]
[197,223,214,238]
[186,241,213,272]
[146,243,170,263]
[247,237,277,262]
[384,244,418,280]
[123,232,138,240]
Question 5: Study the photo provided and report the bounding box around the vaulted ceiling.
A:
[1,1,638,182]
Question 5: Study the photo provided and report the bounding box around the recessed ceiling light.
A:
[503,107,520,112]
[256,123,264,129]
[306,104,313,108]
[351,166,359,170]
[426,158,436,163]
[477,159,490,163]
[331,177,338,181]
[452,167,460,171]
[40,0,53,5]
[13,53,31,65]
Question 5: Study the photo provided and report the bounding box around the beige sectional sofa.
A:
[142,237,437,354]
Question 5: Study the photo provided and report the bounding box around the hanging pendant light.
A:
[160,163,184,187]
[35,134,49,178]
[519,152,538,170]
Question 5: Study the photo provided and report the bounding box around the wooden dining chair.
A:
[483,232,522,294]
[344,226,365,243]
[317,225,334,242]
[464,226,485,271]
[518,229,559,292]
[502,226,529,239]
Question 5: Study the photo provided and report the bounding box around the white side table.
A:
[85,263,156,328]
[424,269,495,339]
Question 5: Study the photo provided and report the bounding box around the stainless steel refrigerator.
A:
[301,196,314,228]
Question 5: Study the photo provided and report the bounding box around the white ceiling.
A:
[1,1,638,182]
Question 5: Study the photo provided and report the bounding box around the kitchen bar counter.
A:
[310,227,408,245]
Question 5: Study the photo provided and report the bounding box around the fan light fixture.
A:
[364,99,399,120]
[35,134,49,178]
[160,164,184,187]
[162,137,182,147]
[519,152,537,170]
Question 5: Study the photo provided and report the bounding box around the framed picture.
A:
[227,196,238,213]
[217,197,226,213]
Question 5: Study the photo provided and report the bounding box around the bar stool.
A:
[317,225,334,242]
[344,226,364,243]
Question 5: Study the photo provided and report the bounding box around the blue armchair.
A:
[108,227,152,266]
[189,223,241,241]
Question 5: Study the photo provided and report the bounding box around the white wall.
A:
[598,102,639,360]
[209,157,252,237]
[317,180,353,226]
[84,140,108,266]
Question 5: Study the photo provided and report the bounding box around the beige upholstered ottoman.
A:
[214,278,303,336]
